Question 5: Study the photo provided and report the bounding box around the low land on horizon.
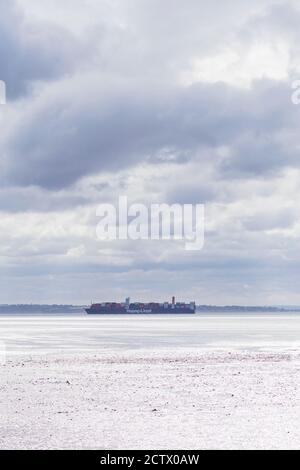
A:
[1,304,300,313]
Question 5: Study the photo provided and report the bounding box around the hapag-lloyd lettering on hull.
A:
[96,196,205,251]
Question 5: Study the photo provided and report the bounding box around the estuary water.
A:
[0,312,300,356]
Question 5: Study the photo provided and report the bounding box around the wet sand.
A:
[1,350,299,449]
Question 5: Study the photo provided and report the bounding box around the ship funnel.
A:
[172,296,175,306]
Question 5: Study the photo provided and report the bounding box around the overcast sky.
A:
[1,0,300,304]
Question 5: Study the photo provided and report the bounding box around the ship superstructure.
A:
[86,297,195,314]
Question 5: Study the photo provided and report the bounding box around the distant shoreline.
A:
[1,304,300,314]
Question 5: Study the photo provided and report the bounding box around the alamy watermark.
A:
[96,197,205,251]
[0,80,6,105]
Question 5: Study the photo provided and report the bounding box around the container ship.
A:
[86,297,196,314]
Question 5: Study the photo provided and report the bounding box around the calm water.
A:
[0,312,300,356]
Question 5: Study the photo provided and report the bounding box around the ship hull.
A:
[86,298,196,315]
[85,308,195,315]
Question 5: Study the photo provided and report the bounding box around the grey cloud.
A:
[0,0,297,193]
[242,209,296,231]
[0,78,297,190]
[166,183,217,204]
[220,134,287,178]
[0,186,90,213]
[0,0,91,98]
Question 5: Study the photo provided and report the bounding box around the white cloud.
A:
[181,42,290,88]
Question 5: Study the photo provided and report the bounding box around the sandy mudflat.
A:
[0,350,299,450]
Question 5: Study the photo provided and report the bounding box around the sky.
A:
[1,0,300,305]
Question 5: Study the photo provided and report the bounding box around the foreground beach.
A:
[1,350,299,450]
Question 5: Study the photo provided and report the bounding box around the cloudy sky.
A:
[1,0,300,305]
